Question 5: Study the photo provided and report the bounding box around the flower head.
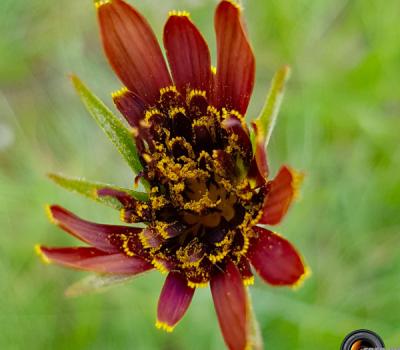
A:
[36,1,309,349]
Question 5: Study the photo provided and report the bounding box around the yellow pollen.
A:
[136,203,149,218]
[138,231,151,249]
[225,0,242,10]
[111,86,128,99]
[152,258,169,274]
[187,89,206,102]
[155,221,170,239]
[151,195,167,210]
[169,107,186,118]
[159,85,178,96]
[187,281,208,289]
[243,276,255,286]
[208,250,228,264]
[94,0,112,9]
[119,208,126,222]
[120,234,135,257]
[242,234,250,253]
[222,108,245,123]
[183,193,220,213]
[292,265,312,290]
[215,231,234,247]
[44,204,57,225]
[192,116,213,128]
[144,108,161,122]
[207,105,218,114]
[155,320,175,333]
[210,66,217,75]
[34,244,51,264]
[142,153,152,164]
[168,10,190,17]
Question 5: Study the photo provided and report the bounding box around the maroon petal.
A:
[248,227,307,286]
[112,89,146,128]
[250,121,269,180]
[258,166,302,225]
[95,189,152,223]
[156,272,195,332]
[214,1,255,114]
[163,13,212,95]
[97,0,171,104]
[210,260,248,350]
[47,205,142,253]
[36,246,153,275]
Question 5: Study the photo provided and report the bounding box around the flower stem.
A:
[246,288,264,350]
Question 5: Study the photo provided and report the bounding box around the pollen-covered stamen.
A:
[222,113,252,162]
[169,107,193,139]
[231,231,250,258]
[139,228,164,249]
[158,86,182,111]
[237,256,254,285]
[185,260,212,287]
[192,116,216,153]
[176,238,205,268]
[145,108,167,134]
[108,232,149,259]
[168,137,195,159]
[208,230,234,264]
[212,150,236,179]
[120,201,151,223]
[187,89,208,118]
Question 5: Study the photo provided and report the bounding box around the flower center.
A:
[125,86,265,286]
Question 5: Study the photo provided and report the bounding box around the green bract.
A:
[48,173,148,209]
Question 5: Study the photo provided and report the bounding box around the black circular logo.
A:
[341,329,385,350]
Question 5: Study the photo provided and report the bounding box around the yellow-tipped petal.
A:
[187,281,208,289]
[34,244,51,264]
[292,265,312,290]
[44,204,57,225]
[152,259,169,275]
[168,10,190,18]
[94,0,111,9]
[155,320,175,333]
[111,86,128,99]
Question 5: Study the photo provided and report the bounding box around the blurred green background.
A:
[1,0,399,349]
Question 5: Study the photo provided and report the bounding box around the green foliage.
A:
[48,173,148,209]
[255,65,291,146]
[71,75,144,179]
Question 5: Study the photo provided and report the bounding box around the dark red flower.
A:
[36,1,309,349]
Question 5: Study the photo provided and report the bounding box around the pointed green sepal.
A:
[254,65,291,147]
[71,75,143,176]
[65,274,136,298]
[48,173,148,209]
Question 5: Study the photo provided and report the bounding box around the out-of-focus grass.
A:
[1,0,399,349]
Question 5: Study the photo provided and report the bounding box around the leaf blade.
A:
[71,75,143,175]
[48,173,148,209]
[255,65,291,147]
